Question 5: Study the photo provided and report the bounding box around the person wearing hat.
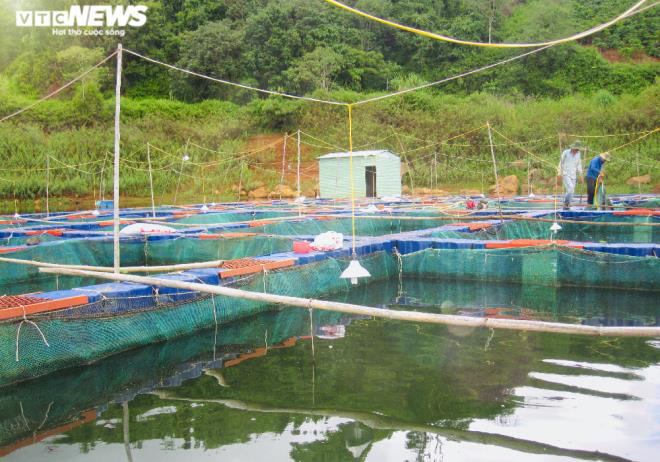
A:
[558,141,584,210]
[585,152,610,206]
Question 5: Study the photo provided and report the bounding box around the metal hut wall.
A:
[318,150,402,199]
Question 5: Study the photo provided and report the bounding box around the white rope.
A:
[354,46,553,105]
[299,131,346,151]
[123,48,346,106]
[15,305,50,362]
[0,51,118,123]
[47,155,101,175]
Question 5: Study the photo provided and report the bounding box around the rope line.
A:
[353,46,553,105]
[123,48,345,106]
[323,0,649,48]
[0,51,118,123]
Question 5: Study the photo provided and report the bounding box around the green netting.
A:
[401,247,659,290]
[0,234,63,246]
[253,217,444,236]
[0,235,293,295]
[0,252,396,386]
[428,215,659,243]
[0,306,349,448]
[175,211,297,225]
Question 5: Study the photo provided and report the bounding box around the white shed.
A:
[318,150,402,199]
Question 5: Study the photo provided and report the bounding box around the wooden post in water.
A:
[113,44,123,274]
[123,401,133,462]
[146,143,155,218]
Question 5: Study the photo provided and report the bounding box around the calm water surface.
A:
[1,278,658,461]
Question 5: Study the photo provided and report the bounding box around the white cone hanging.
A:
[92,209,100,216]
[200,204,209,213]
[550,222,562,232]
[340,259,371,285]
[13,213,19,219]
[528,192,536,198]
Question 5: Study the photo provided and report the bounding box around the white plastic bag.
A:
[310,231,344,251]
[119,223,177,235]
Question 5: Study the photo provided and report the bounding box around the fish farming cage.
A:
[0,197,657,387]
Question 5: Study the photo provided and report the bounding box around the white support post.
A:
[45,154,50,217]
[147,143,155,218]
[279,133,287,199]
[487,122,503,220]
[296,129,301,197]
[113,44,123,274]
[433,151,437,190]
[636,148,642,196]
[237,161,244,202]
[123,401,133,462]
[173,138,189,206]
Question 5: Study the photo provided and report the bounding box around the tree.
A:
[284,47,343,94]
[172,20,247,101]
[55,46,106,98]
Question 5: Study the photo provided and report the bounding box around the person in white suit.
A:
[558,141,584,210]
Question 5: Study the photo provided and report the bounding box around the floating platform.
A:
[0,194,657,386]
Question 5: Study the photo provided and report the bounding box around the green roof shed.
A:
[318,150,402,199]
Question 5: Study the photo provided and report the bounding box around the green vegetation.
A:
[0,0,657,204]
[0,85,656,203]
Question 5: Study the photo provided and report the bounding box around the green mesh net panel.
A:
[253,217,446,236]
[0,252,397,386]
[401,247,659,290]
[175,211,298,226]
[428,215,659,243]
[0,236,294,296]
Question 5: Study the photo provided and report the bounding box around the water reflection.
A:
[1,279,658,461]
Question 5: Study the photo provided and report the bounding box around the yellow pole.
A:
[348,104,356,255]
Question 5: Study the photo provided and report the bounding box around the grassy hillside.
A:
[0,82,657,208]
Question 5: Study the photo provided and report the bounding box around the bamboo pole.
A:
[146,144,156,218]
[433,151,438,190]
[173,138,190,206]
[556,134,562,216]
[393,129,415,196]
[279,132,287,199]
[113,44,123,274]
[487,122,503,220]
[237,161,244,202]
[45,154,50,218]
[38,267,660,337]
[296,129,301,197]
[636,147,642,196]
[123,401,133,462]
[0,255,225,273]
